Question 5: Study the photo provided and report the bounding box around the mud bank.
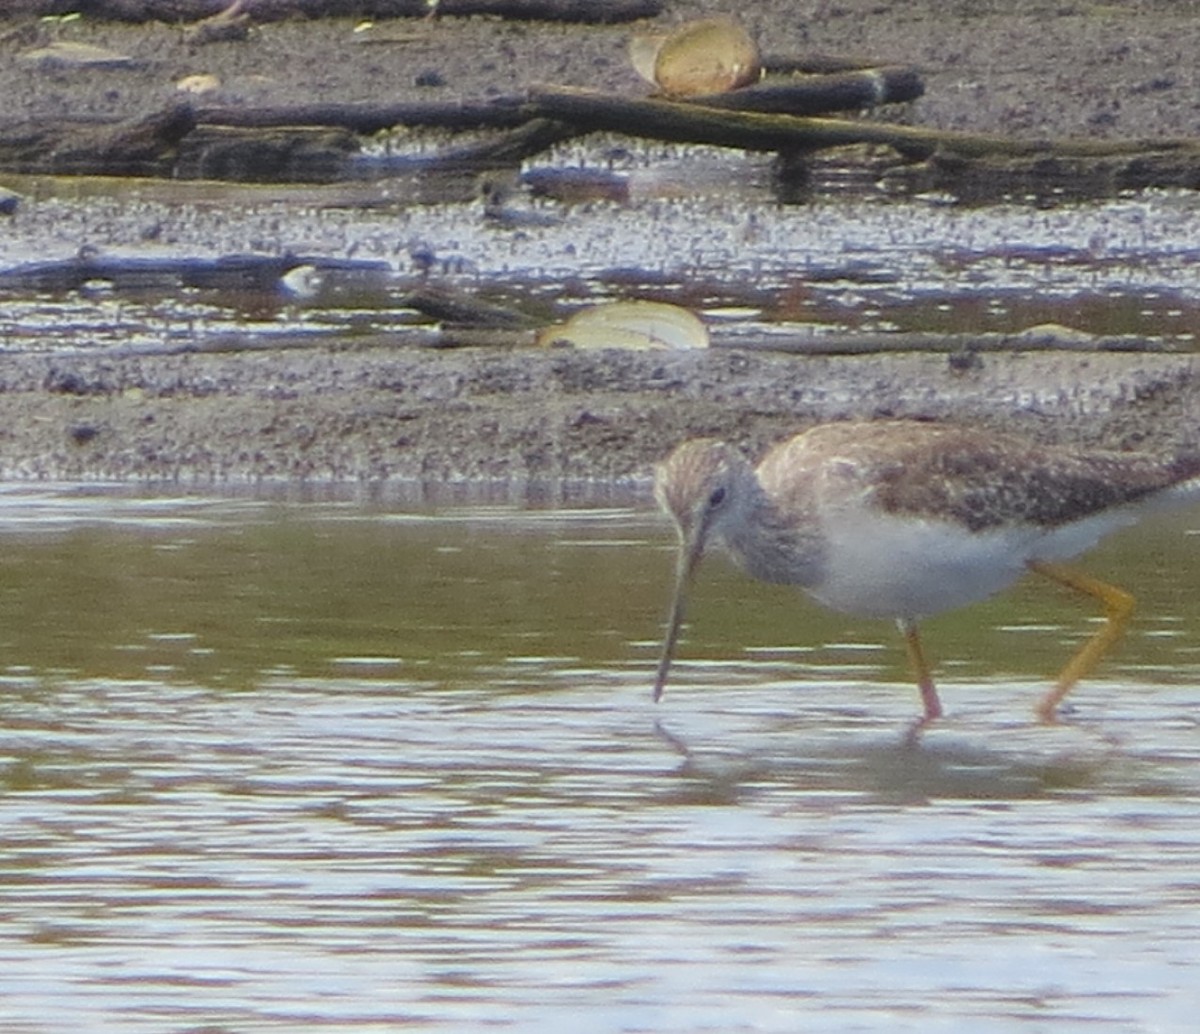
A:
[1,346,1196,486]
[1,0,1199,485]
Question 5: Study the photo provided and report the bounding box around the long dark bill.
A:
[652,538,702,702]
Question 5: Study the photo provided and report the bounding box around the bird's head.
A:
[652,438,751,701]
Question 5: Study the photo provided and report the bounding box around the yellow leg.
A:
[1028,560,1135,723]
[898,618,943,723]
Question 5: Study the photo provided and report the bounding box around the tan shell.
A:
[537,301,709,352]
[651,18,761,97]
[176,73,221,95]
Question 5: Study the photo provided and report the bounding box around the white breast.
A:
[805,505,1138,621]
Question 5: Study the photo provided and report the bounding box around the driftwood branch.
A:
[435,0,662,21]
[690,66,923,115]
[0,101,567,181]
[527,85,1200,162]
[196,97,530,134]
[0,103,196,177]
[3,0,662,23]
[0,251,388,294]
[397,286,532,327]
[398,117,575,169]
[193,70,923,136]
[1,78,1199,192]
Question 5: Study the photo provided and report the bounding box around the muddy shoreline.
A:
[6,1,1200,141]
[2,1,1200,485]
[4,346,1197,486]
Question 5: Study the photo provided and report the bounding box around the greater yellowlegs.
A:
[653,420,1200,724]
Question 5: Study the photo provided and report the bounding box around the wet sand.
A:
[5,348,1196,486]
[2,0,1199,484]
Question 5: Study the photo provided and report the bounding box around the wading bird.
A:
[653,420,1200,726]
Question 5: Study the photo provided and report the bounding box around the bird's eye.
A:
[707,486,727,509]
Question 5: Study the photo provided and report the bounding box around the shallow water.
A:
[0,489,1198,1032]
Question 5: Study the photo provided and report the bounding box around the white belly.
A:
[806,506,1137,621]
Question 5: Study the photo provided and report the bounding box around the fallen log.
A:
[0,100,567,181]
[436,0,662,21]
[4,85,1200,194]
[526,85,1200,162]
[182,0,251,46]
[191,67,921,134]
[196,97,529,134]
[192,68,922,135]
[0,251,389,294]
[689,65,923,116]
[3,0,662,23]
[0,103,195,177]
[398,285,532,327]
[377,117,575,170]
[4,0,395,18]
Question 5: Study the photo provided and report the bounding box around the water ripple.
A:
[1,500,1199,1031]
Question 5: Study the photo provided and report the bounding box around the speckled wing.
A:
[757,421,1200,533]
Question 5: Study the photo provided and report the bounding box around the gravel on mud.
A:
[2,0,1199,486]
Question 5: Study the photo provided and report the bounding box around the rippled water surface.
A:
[1,488,1199,1032]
